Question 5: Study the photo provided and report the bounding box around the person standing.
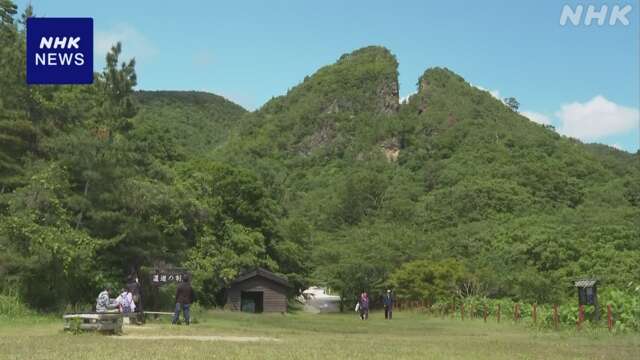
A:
[126,275,141,310]
[172,275,195,325]
[383,289,394,320]
[126,275,143,324]
[358,292,369,320]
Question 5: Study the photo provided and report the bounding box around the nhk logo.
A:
[36,37,85,66]
[27,18,93,84]
[560,4,633,26]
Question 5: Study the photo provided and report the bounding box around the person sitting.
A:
[96,285,117,312]
[116,288,136,313]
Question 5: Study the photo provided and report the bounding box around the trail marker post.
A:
[577,304,585,330]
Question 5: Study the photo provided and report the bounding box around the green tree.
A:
[389,259,468,303]
[504,97,519,112]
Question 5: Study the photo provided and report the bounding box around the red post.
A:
[553,304,559,330]
[607,304,613,331]
[461,303,465,320]
[497,304,501,323]
[483,305,488,323]
[577,304,585,330]
[532,304,537,324]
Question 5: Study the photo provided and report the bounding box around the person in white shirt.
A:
[116,288,136,313]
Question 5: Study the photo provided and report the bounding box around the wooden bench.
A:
[63,313,123,334]
[143,311,175,322]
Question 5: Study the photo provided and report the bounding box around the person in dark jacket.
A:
[172,275,195,325]
[383,289,394,320]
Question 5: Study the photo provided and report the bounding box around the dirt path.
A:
[113,335,280,342]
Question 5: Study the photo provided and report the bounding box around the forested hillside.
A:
[0,2,638,312]
[132,91,246,160]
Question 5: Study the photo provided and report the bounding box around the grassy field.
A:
[0,310,638,359]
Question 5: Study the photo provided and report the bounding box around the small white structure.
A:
[299,286,341,313]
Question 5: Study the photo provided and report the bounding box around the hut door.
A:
[241,291,264,313]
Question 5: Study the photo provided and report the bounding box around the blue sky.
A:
[28,0,639,152]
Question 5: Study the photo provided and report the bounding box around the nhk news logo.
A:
[26,17,93,84]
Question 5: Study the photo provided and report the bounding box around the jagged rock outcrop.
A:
[261,46,400,117]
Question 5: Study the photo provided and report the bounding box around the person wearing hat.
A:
[383,289,394,320]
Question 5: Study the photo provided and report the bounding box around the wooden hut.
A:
[226,268,289,313]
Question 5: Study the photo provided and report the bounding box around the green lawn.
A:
[0,310,638,359]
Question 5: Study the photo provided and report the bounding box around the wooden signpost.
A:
[574,278,599,321]
[151,267,190,285]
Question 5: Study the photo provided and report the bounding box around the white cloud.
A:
[521,111,552,125]
[399,91,417,104]
[472,84,501,101]
[556,95,639,141]
[612,143,623,150]
[95,24,157,65]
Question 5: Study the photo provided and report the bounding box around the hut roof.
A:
[230,267,290,287]
[574,279,598,288]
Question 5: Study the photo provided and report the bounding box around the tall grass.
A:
[0,293,33,318]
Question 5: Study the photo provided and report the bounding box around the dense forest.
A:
[1,2,638,313]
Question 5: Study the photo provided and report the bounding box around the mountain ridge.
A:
[203,46,639,302]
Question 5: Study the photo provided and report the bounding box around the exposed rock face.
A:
[383,146,400,162]
[298,120,336,155]
[416,77,430,114]
[378,78,399,115]
[324,100,340,114]
[380,137,400,162]
[294,46,400,116]
[253,46,402,154]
